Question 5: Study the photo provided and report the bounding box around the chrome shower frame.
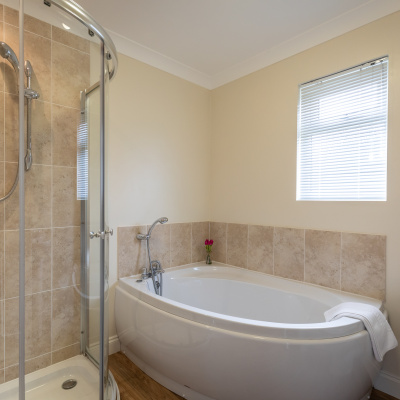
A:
[18,5,25,398]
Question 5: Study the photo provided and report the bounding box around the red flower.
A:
[205,239,214,253]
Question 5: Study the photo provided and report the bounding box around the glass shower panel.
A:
[0,0,22,389]
[0,0,117,397]
[19,0,109,398]
[102,45,110,398]
[85,73,102,363]
[81,40,112,398]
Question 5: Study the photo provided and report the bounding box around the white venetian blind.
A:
[77,107,88,201]
[297,57,388,201]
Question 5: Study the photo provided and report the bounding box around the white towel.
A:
[324,302,398,362]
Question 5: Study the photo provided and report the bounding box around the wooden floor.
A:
[109,352,183,400]
[109,352,397,400]
[372,389,399,400]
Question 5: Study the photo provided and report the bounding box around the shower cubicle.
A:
[0,0,118,398]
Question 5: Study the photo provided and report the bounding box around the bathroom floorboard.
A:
[108,352,397,400]
[109,351,183,400]
[371,389,399,400]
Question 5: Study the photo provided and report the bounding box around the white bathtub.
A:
[115,263,384,400]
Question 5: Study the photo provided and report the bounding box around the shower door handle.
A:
[90,229,114,239]
[89,231,100,239]
[102,229,114,239]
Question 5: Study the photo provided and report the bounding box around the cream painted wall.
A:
[211,11,400,379]
[107,54,211,336]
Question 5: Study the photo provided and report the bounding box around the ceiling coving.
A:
[77,0,400,88]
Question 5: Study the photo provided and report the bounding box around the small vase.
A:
[206,253,212,264]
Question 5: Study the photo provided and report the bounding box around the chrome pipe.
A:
[24,63,32,171]
[0,45,39,192]
[24,60,38,171]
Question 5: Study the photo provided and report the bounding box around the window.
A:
[297,57,388,201]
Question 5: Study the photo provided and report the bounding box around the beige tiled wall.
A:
[210,223,386,300]
[0,6,89,382]
[118,221,386,301]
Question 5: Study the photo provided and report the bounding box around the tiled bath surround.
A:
[118,222,386,301]
[0,6,89,383]
[118,222,210,278]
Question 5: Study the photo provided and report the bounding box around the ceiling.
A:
[76,0,400,88]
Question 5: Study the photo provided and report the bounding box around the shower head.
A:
[136,217,169,241]
[0,42,19,74]
[24,60,33,78]
[147,217,168,237]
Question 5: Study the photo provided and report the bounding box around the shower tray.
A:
[0,355,119,400]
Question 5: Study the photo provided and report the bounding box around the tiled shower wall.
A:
[118,221,386,300]
[0,7,89,383]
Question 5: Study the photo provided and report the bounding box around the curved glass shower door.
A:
[80,45,113,398]
[0,0,118,398]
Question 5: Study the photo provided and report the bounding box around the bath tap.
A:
[136,217,168,295]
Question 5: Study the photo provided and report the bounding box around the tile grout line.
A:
[50,25,53,366]
[225,223,228,264]
[303,229,306,282]
[2,284,77,300]
[3,14,91,56]
[2,11,5,382]
[272,227,275,276]
[3,342,78,379]
[0,161,78,170]
[0,92,81,112]
[339,232,342,292]
[246,224,249,269]
[0,225,80,233]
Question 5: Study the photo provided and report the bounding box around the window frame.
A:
[296,56,389,202]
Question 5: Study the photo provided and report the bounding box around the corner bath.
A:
[115,263,384,400]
